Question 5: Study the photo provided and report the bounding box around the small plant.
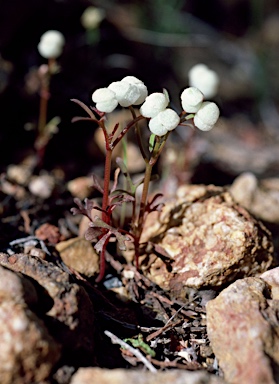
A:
[71,75,220,282]
[35,30,65,168]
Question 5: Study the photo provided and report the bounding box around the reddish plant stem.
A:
[101,147,112,224]
[95,234,111,283]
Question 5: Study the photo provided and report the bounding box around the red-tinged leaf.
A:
[146,193,164,212]
[115,232,130,251]
[71,99,96,119]
[92,174,104,194]
[84,226,103,242]
[94,231,112,253]
[72,116,98,123]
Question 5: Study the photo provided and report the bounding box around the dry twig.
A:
[104,330,157,373]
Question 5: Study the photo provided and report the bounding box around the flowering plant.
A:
[71,76,220,282]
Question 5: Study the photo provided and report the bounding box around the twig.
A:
[104,330,157,373]
[146,319,182,342]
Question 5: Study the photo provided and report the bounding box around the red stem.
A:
[101,147,112,224]
[95,235,111,283]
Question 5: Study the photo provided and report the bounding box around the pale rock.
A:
[0,265,60,384]
[0,253,95,359]
[207,277,279,384]
[6,164,32,185]
[56,237,99,277]
[230,172,279,224]
[261,266,279,300]
[140,185,273,296]
[28,174,55,199]
[70,367,225,384]
[67,176,93,200]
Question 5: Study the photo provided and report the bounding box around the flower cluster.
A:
[181,87,220,131]
[92,75,220,135]
[38,30,65,59]
[92,76,148,113]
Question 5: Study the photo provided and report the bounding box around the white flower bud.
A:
[92,87,118,113]
[108,81,140,107]
[38,30,65,59]
[188,64,219,98]
[149,108,180,136]
[139,92,169,118]
[181,87,204,113]
[81,6,105,30]
[121,76,148,104]
[194,101,220,131]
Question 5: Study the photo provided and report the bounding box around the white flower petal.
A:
[181,87,204,113]
[108,81,140,107]
[194,101,220,131]
[92,87,118,112]
[149,116,169,136]
[149,108,180,136]
[140,93,168,118]
[121,76,148,105]
[38,30,65,59]
[158,108,180,131]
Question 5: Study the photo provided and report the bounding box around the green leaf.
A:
[124,334,156,357]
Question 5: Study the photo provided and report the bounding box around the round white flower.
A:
[38,30,65,59]
[188,64,219,98]
[149,108,180,136]
[92,87,118,113]
[194,101,220,131]
[121,76,148,104]
[108,81,140,107]
[181,87,204,113]
[81,6,105,30]
[140,92,169,118]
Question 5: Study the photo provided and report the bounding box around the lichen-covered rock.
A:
[70,367,225,384]
[0,265,61,384]
[0,253,95,362]
[206,277,279,384]
[140,185,273,296]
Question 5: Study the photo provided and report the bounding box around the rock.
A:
[28,174,55,199]
[67,176,93,200]
[0,265,61,384]
[206,277,279,384]
[140,185,273,296]
[70,367,225,384]
[0,253,95,363]
[230,172,279,224]
[56,237,99,277]
[261,266,279,299]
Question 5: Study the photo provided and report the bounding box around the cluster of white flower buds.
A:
[38,30,65,59]
[181,87,220,131]
[92,76,148,113]
[92,73,220,135]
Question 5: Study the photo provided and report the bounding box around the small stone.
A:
[67,177,93,200]
[207,277,279,384]
[56,237,99,277]
[6,164,32,185]
[0,253,95,360]
[70,367,225,384]
[140,185,273,296]
[28,174,55,199]
[261,266,279,300]
[230,172,279,224]
[0,266,60,384]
